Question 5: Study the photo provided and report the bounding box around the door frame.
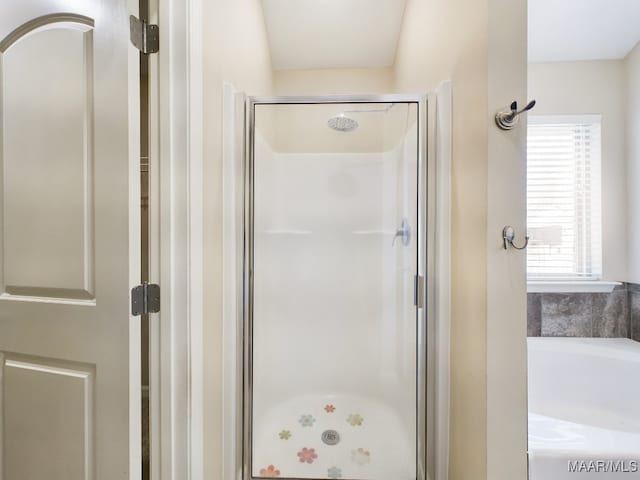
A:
[148,0,204,478]
[240,94,434,480]
[222,86,452,480]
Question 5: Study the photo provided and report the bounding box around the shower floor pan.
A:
[251,393,415,480]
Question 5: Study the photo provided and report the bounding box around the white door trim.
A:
[433,81,452,480]
[222,83,245,480]
[149,0,204,478]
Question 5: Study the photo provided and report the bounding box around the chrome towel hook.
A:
[495,99,536,130]
[503,226,529,250]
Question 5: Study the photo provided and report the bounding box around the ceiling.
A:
[261,0,407,70]
[260,0,640,68]
[529,0,640,62]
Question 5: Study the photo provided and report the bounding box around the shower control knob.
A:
[392,217,412,247]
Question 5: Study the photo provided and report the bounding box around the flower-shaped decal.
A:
[298,414,316,427]
[346,414,364,426]
[324,404,336,413]
[278,430,291,440]
[327,466,342,478]
[297,447,318,464]
[259,465,281,477]
[351,448,371,466]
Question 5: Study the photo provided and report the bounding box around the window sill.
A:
[527,281,621,294]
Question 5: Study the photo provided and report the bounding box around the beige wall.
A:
[626,42,640,282]
[274,67,393,95]
[394,0,489,475]
[202,0,529,478]
[394,0,528,478]
[202,1,273,479]
[486,0,528,477]
[528,60,628,281]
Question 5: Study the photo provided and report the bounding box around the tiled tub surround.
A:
[630,284,640,341]
[527,283,640,339]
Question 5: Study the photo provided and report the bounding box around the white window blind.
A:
[527,115,602,280]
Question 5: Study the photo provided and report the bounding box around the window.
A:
[527,115,602,280]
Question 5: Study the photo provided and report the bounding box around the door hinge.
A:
[129,15,159,54]
[131,282,160,316]
[414,274,425,308]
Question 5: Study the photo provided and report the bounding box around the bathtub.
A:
[528,338,640,479]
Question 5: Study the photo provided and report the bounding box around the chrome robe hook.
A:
[503,226,529,250]
[495,100,536,130]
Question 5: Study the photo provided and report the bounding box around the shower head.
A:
[327,113,359,132]
[327,104,396,132]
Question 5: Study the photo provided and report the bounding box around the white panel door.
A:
[0,0,141,479]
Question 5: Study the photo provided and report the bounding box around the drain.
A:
[321,429,340,446]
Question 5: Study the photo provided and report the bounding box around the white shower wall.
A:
[252,115,418,479]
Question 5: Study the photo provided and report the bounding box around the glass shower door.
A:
[246,99,424,480]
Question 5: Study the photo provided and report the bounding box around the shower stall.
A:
[241,95,434,480]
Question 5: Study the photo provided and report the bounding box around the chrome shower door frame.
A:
[241,94,435,480]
